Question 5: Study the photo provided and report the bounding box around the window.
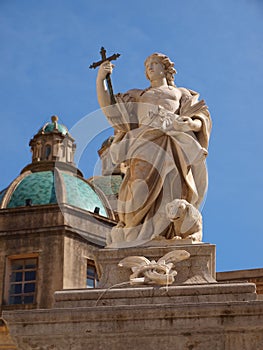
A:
[86,260,98,288]
[8,257,38,305]
[44,144,51,160]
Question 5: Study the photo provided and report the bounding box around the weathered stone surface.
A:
[0,206,109,310]
[0,203,112,246]
[4,293,263,350]
[217,268,263,296]
[54,282,257,308]
[96,243,216,288]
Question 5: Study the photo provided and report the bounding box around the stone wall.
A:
[217,268,263,296]
[3,282,263,350]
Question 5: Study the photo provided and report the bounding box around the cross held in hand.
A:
[89,47,120,69]
[89,47,121,104]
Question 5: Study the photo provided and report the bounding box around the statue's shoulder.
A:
[116,88,143,102]
[178,87,200,101]
[178,87,193,96]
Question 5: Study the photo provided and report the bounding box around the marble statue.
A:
[166,199,202,242]
[118,250,190,286]
[96,52,211,248]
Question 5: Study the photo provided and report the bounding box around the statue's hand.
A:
[174,116,201,132]
[97,60,115,81]
[162,115,174,130]
[158,106,178,131]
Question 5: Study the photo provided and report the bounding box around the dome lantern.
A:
[29,115,76,166]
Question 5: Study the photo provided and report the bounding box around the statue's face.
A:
[145,57,165,81]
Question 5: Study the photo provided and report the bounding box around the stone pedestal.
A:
[3,282,263,350]
[54,282,257,308]
[96,243,216,288]
[3,243,263,349]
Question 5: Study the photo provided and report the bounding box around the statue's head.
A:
[144,53,177,86]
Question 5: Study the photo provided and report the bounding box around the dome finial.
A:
[51,115,59,123]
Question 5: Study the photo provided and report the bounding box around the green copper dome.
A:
[90,175,122,196]
[4,170,107,217]
[42,123,68,135]
[61,172,107,215]
[7,171,56,208]
[38,115,68,135]
[0,115,112,219]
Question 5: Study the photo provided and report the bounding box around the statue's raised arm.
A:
[96,60,115,108]
[90,47,121,106]
[96,52,212,248]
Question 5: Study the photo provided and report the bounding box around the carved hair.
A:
[144,53,177,86]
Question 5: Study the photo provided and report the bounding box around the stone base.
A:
[54,282,257,308]
[3,282,263,350]
[3,243,263,349]
[96,243,216,288]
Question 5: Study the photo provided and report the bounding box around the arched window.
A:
[86,260,98,288]
[44,145,51,160]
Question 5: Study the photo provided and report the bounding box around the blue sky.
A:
[0,0,262,272]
